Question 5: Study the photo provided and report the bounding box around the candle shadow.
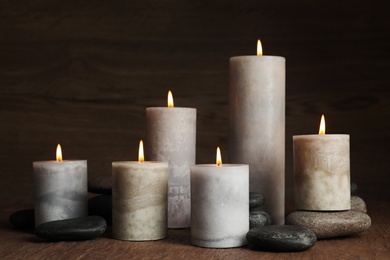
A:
[101,226,112,239]
[26,236,51,243]
[165,228,191,246]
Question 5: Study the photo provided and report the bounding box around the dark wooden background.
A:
[0,0,389,258]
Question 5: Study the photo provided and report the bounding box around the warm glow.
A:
[56,144,62,162]
[257,39,263,56]
[216,147,222,166]
[138,140,144,163]
[167,90,174,108]
[319,114,326,135]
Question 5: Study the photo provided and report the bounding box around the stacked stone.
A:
[249,192,271,229]
[286,182,371,239]
[246,192,317,252]
[87,176,113,226]
[8,176,112,241]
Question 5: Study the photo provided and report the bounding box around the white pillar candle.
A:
[229,40,285,225]
[293,115,350,210]
[112,140,169,241]
[33,144,87,227]
[191,147,249,248]
[146,91,196,228]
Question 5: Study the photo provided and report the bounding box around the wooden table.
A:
[0,0,389,258]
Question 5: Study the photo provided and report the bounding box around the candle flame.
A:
[56,144,62,162]
[319,114,326,135]
[257,39,263,56]
[167,90,174,108]
[138,140,144,163]
[216,147,222,166]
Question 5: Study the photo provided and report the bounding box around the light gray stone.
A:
[286,210,371,239]
[351,196,367,213]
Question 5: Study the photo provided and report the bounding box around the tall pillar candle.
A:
[112,141,169,241]
[146,91,196,228]
[33,145,87,227]
[190,148,249,248]
[229,41,285,225]
[293,115,350,210]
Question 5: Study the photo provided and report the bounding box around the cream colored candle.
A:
[146,91,196,228]
[33,144,87,227]
[293,115,350,211]
[112,141,169,241]
[191,148,249,248]
[229,40,285,225]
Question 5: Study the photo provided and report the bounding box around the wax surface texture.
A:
[33,160,88,227]
[293,134,351,210]
[112,161,168,241]
[191,164,249,248]
[146,107,196,228]
[229,55,285,225]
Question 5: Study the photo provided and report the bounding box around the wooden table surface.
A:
[0,0,389,259]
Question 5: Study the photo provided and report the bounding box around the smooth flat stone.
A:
[249,192,265,209]
[9,209,35,229]
[249,210,271,229]
[351,196,367,213]
[88,195,112,225]
[88,176,112,195]
[286,210,371,239]
[35,216,107,241]
[246,225,316,252]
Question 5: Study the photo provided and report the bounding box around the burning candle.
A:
[293,115,351,211]
[229,40,285,224]
[112,140,168,241]
[33,144,87,227]
[190,147,249,248]
[146,91,196,228]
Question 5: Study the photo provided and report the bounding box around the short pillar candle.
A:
[33,144,87,227]
[190,147,249,248]
[293,115,351,211]
[112,141,169,241]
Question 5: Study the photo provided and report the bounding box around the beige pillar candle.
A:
[229,40,285,225]
[112,141,169,241]
[146,91,196,228]
[293,115,350,211]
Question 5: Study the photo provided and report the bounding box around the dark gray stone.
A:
[249,192,265,209]
[351,181,357,194]
[246,225,316,252]
[35,216,106,241]
[88,176,112,195]
[286,210,371,239]
[88,195,112,226]
[249,210,271,229]
[9,209,35,229]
